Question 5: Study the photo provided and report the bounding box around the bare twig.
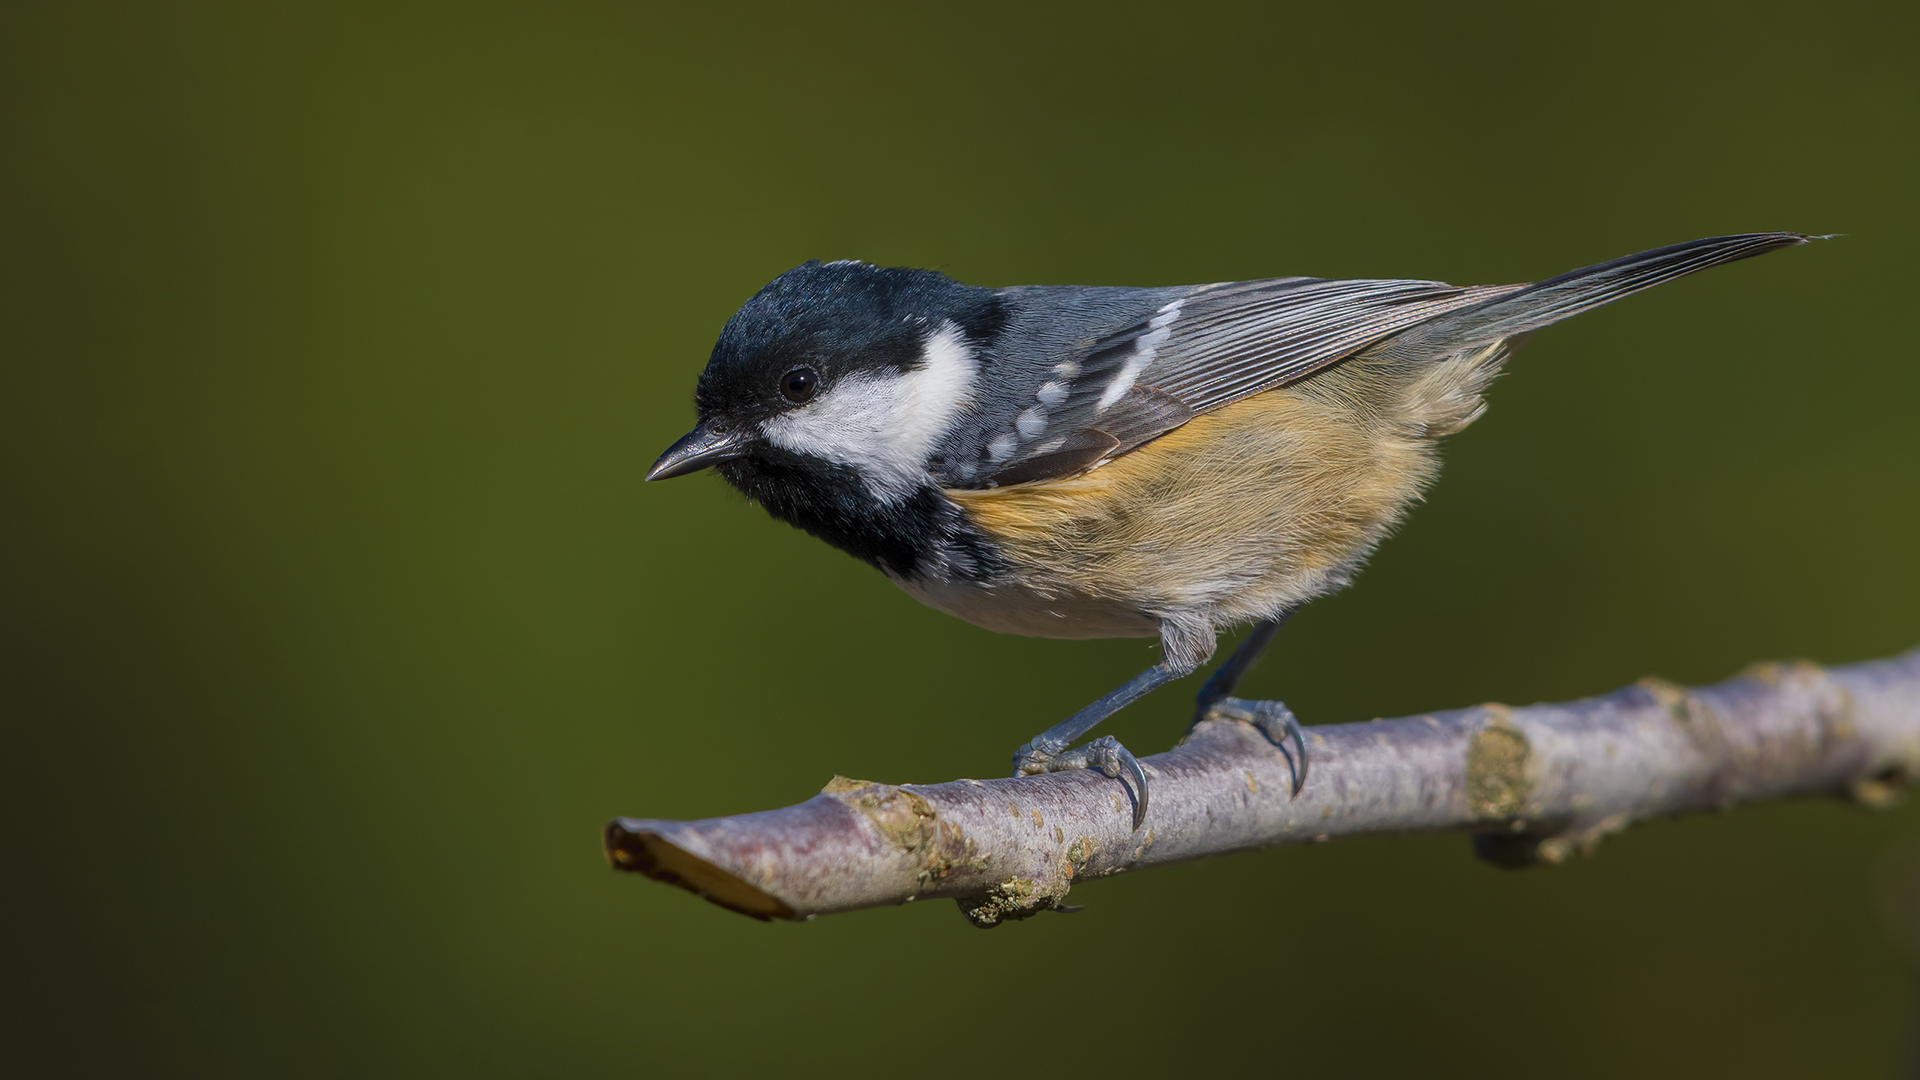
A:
[606,648,1920,927]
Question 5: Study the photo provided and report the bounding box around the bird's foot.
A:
[1199,696,1309,797]
[1012,734,1149,830]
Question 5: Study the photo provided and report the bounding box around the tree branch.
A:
[606,648,1920,927]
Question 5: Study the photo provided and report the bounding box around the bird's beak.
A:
[646,421,752,481]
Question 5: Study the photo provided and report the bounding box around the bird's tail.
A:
[1370,232,1820,362]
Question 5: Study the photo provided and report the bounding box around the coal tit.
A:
[649,233,1819,829]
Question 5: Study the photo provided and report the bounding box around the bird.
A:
[648,232,1820,830]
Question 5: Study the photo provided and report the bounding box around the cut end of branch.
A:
[603,820,798,922]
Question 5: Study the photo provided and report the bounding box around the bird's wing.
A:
[977,232,1813,488]
[978,276,1518,486]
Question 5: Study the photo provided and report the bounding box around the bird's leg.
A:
[1191,610,1309,798]
[1011,617,1215,831]
[1012,662,1178,828]
[1192,609,1295,716]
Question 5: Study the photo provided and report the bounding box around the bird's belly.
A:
[889,573,1161,639]
[941,379,1443,631]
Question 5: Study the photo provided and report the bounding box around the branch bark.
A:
[606,648,1920,927]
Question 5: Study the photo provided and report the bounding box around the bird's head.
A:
[649,260,1006,504]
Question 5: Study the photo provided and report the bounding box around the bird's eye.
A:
[779,367,819,404]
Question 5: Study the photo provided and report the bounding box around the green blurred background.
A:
[5,2,1917,1076]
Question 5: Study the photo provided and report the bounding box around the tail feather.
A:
[1372,232,1819,360]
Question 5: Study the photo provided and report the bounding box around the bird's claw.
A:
[1052,735,1149,830]
[1013,734,1150,830]
[1011,737,1066,777]
[1206,697,1310,798]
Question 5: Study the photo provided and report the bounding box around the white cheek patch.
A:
[761,320,979,502]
